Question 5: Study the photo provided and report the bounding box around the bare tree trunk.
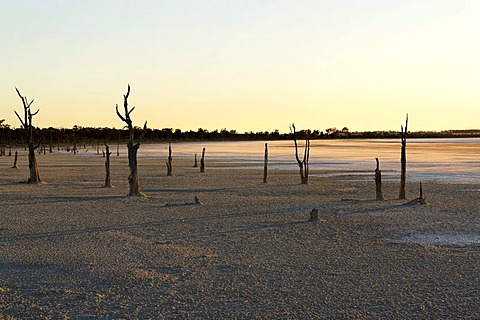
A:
[14,87,41,183]
[375,158,384,200]
[28,145,41,183]
[104,144,113,188]
[193,153,198,167]
[12,151,18,169]
[200,148,206,173]
[116,85,147,197]
[399,114,408,199]
[166,142,173,176]
[263,143,268,183]
[291,124,310,184]
[117,137,120,156]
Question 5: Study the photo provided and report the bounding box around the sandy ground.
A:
[0,150,479,319]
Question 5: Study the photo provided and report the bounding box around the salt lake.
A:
[137,138,480,184]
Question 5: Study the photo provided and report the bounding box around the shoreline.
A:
[1,153,479,318]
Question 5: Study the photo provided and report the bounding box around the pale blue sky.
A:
[1,0,479,132]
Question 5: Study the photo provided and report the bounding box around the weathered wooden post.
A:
[418,182,427,205]
[14,87,42,183]
[166,142,173,176]
[375,158,384,200]
[193,153,198,167]
[291,124,310,184]
[399,114,408,199]
[104,144,113,188]
[200,148,206,173]
[263,143,268,183]
[116,85,147,197]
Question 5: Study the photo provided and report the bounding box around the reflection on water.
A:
[137,139,480,184]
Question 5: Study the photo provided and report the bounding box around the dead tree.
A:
[12,151,18,169]
[166,142,173,176]
[14,87,41,183]
[104,144,113,188]
[263,143,268,183]
[375,158,384,200]
[116,85,147,196]
[193,153,198,167]
[200,148,206,173]
[291,124,310,184]
[399,114,408,199]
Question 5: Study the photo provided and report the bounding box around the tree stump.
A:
[263,143,268,183]
[12,151,18,169]
[166,142,173,176]
[375,158,384,200]
[418,182,428,205]
[193,153,198,167]
[200,148,206,173]
[104,144,113,188]
[104,145,113,187]
[405,182,428,205]
[399,114,408,199]
[309,208,319,221]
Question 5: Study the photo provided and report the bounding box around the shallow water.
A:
[137,138,480,184]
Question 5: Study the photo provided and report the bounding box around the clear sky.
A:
[1,0,479,133]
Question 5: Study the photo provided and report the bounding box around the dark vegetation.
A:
[0,123,480,152]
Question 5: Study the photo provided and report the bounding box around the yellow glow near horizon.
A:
[1,1,480,133]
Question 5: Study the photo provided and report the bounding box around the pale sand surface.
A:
[1,151,479,319]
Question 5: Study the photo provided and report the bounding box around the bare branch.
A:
[14,111,26,127]
[137,121,148,143]
[15,87,25,106]
[124,84,131,100]
[116,104,126,123]
[31,109,40,116]
[127,106,135,116]
[123,85,131,117]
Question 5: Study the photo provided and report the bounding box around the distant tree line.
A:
[1,123,480,150]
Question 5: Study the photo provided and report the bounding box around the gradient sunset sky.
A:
[1,1,479,133]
